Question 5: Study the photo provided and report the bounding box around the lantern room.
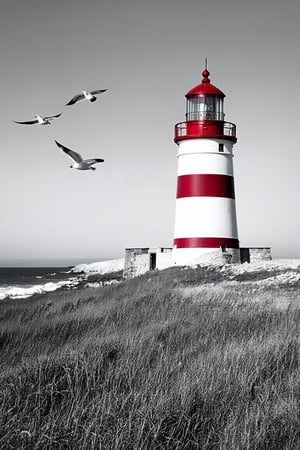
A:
[185,69,225,121]
[174,68,237,143]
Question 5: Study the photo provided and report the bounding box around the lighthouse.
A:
[172,65,240,266]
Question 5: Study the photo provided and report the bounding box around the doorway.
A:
[149,252,157,270]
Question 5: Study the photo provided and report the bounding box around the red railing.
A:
[174,120,237,143]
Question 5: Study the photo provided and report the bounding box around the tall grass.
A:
[0,266,299,449]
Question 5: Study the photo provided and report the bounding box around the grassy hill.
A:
[0,265,299,449]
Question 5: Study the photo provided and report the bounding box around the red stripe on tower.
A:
[176,174,235,199]
[174,237,239,249]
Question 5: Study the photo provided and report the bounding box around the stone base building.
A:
[123,246,272,279]
[123,247,172,279]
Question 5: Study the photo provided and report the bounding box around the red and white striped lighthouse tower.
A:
[172,65,240,265]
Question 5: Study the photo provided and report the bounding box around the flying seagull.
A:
[65,89,107,106]
[55,140,104,171]
[13,113,62,125]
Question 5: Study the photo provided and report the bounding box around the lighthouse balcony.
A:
[174,120,237,143]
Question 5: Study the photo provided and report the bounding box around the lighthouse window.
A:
[219,144,224,152]
[186,97,224,121]
[202,97,215,119]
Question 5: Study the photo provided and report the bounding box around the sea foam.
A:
[0,279,79,301]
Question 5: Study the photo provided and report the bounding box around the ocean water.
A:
[0,267,82,301]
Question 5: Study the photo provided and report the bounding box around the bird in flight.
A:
[65,89,107,106]
[55,140,104,171]
[13,113,62,125]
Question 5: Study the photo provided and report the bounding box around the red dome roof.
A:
[186,69,225,98]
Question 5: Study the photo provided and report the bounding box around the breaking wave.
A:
[0,278,80,301]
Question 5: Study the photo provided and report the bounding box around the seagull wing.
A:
[90,89,107,96]
[85,158,104,164]
[65,94,85,106]
[55,140,83,163]
[44,112,63,120]
[13,119,39,125]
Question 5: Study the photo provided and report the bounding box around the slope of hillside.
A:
[0,265,299,449]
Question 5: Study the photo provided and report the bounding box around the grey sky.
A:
[1,0,300,265]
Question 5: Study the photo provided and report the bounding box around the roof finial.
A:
[202,58,210,83]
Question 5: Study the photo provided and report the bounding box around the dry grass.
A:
[0,265,299,449]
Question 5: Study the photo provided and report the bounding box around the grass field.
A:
[0,264,299,449]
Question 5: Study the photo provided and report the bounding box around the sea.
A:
[0,267,83,301]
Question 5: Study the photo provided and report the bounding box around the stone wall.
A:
[240,247,272,263]
[123,248,150,279]
[156,249,173,269]
[249,247,272,262]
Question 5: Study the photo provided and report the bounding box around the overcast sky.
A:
[1,0,300,266]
